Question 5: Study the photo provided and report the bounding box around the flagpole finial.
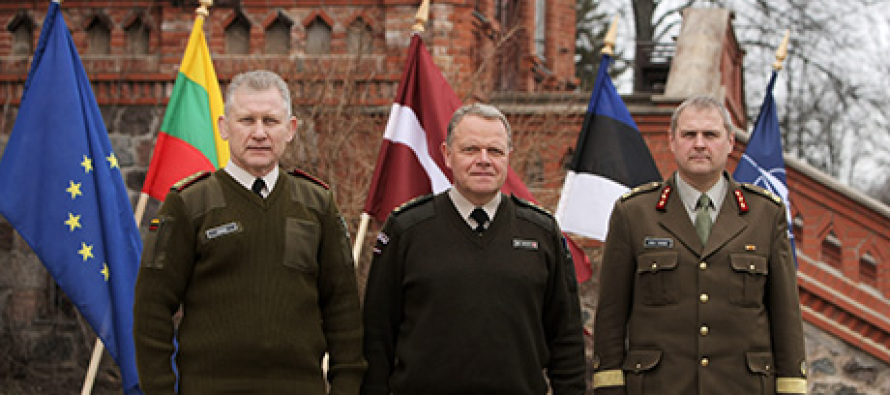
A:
[773,30,790,71]
[601,15,619,56]
[412,0,431,33]
[197,0,213,18]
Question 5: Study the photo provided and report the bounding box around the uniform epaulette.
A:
[289,168,329,190]
[740,183,782,205]
[511,194,554,217]
[620,181,661,201]
[392,194,434,216]
[172,171,211,192]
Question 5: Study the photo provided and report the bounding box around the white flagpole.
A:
[352,213,372,263]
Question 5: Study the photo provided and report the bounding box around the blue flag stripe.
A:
[0,2,143,393]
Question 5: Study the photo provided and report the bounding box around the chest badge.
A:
[513,239,539,250]
[205,222,241,240]
[644,237,674,248]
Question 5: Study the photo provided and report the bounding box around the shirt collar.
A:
[223,160,279,197]
[674,172,727,215]
[448,188,501,225]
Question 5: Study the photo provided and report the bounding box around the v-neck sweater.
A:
[362,193,585,395]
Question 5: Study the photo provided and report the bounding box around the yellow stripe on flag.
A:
[180,15,229,167]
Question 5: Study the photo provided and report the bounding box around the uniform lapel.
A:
[657,177,703,254]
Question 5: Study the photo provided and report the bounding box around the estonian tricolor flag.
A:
[555,54,661,240]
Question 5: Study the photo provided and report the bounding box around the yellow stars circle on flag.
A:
[101,263,110,282]
[81,155,93,173]
[78,242,94,262]
[65,213,82,232]
[66,180,82,199]
[107,153,119,169]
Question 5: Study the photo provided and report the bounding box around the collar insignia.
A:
[656,185,672,211]
[734,188,749,213]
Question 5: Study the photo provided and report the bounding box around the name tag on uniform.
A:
[513,239,539,250]
[643,237,673,248]
[206,222,241,240]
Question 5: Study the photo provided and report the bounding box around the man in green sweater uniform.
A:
[134,70,365,394]
[361,103,586,395]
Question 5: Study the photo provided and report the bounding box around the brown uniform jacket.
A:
[593,173,807,395]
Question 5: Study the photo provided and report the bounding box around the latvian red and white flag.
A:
[363,34,593,282]
[363,34,457,221]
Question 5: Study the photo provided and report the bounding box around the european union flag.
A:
[0,2,143,393]
[733,71,797,260]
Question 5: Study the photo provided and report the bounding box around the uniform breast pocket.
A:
[730,254,768,307]
[284,218,320,273]
[636,251,679,306]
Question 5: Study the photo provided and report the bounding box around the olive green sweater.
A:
[134,170,365,394]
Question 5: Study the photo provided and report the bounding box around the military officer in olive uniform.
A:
[133,70,365,394]
[592,95,807,395]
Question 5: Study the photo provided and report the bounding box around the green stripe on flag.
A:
[160,72,219,168]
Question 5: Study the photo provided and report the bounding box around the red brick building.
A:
[0,1,888,392]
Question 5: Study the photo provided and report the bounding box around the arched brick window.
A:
[86,16,111,55]
[265,14,293,55]
[347,18,372,55]
[860,253,878,288]
[305,16,331,55]
[821,232,842,270]
[226,12,251,55]
[125,17,150,55]
[7,13,33,56]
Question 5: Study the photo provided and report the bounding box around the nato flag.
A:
[0,2,143,393]
[734,71,797,260]
[556,54,661,240]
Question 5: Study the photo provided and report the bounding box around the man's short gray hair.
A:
[224,70,292,117]
[446,103,512,147]
[669,95,736,137]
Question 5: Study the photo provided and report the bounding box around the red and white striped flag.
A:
[363,34,456,221]
[363,34,592,282]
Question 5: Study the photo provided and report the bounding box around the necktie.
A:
[695,193,712,244]
[251,178,265,197]
[469,208,489,233]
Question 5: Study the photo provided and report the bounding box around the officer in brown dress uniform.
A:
[592,95,807,395]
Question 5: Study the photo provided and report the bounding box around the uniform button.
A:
[701,357,709,367]
[651,263,658,270]
[700,325,709,336]
[700,293,709,303]
[699,262,707,270]
[749,264,756,270]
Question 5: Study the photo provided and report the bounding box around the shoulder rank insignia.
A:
[740,183,782,205]
[392,194,434,215]
[511,194,553,217]
[620,182,661,202]
[172,171,211,192]
[289,168,329,189]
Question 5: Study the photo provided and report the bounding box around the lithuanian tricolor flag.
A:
[141,12,227,200]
